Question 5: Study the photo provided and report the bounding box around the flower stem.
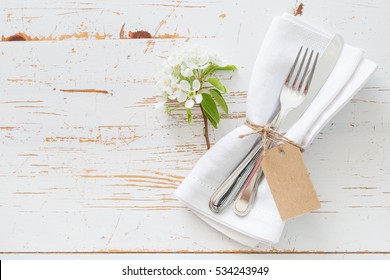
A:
[200,105,211,149]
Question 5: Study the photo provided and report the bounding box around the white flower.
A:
[168,89,180,100]
[158,74,178,91]
[185,99,195,108]
[178,79,201,93]
[163,86,173,95]
[181,66,193,78]
[161,64,174,75]
[167,55,181,67]
[156,46,233,119]
[192,79,201,91]
[178,80,191,92]
[185,48,209,70]
[168,94,177,100]
[177,91,188,103]
[156,78,167,89]
[171,74,179,83]
[195,94,203,104]
[209,53,227,67]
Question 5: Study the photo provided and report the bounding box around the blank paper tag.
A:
[261,143,320,221]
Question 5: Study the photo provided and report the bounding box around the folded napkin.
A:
[175,13,377,247]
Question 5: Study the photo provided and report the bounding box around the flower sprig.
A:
[156,46,236,149]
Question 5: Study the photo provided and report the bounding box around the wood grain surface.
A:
[0,0,389,256]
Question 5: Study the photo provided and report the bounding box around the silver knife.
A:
[232,34,344,216]
[209,34,344,214]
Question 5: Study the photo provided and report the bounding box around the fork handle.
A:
[233,140,272,216]
[233,155,265,215]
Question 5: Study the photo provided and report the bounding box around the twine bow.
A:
[240,119,304,152]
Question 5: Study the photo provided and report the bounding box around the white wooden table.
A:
[1,0,389,258]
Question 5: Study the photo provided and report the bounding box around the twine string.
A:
[240,119,304,153]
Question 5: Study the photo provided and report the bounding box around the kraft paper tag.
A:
[261,143,320,221]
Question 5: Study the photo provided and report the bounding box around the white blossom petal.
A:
[208,54,226,66]
[171,83,179,90]
[171,90,180,98]
[170,75,179,84]
[167,56,180,66]
[195,94,203,104]
[181,68,193,78]
[185,61,196,70]
[162,64,174,74]
[164,87,173,95]
[156,78,167,89]
[208,54,218,64]
[185,99,195,108]
[178,80,191,91]
[192,79,201,91]
[198,53,209,66]
[177,91,188,103]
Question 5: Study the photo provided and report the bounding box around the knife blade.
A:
[278,34,344,131]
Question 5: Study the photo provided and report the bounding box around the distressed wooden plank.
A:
[0,0,283,43]
[0,0,389,254]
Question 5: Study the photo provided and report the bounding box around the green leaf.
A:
[203,109,218,128]
[186,108,192,124]
[202,64,236,78]
[209,89,228,114]
[214,65,237,71]
[202,65,218,77]
[208,77,226,93]
[201,93,220,127]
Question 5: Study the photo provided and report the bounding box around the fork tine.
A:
[298,50,313,92]
[285,46,303,85]
[303,52,319,94]
[292,48,308,89]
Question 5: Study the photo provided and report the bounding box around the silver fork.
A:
[232,46,319,216]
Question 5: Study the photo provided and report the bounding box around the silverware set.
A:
[209,35,344,216]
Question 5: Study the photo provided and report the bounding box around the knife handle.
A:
[208,141,262,213]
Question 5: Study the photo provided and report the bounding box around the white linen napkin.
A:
[175,14,377,247]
